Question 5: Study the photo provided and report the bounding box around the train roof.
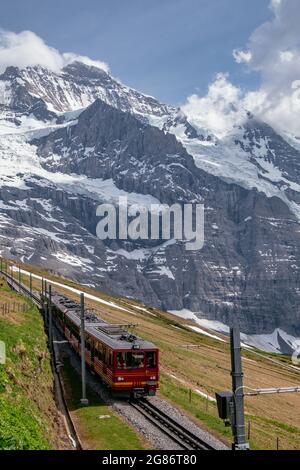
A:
[51,293,157,351]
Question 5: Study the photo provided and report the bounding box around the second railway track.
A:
[130,398,215,450]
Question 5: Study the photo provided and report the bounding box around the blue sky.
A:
[1,0,272,105]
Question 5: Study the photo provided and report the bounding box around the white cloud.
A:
[279,50,294,62]
[271,0,282,11]
[182,0,300,137]
[0,30,109,74]
[233,49,252,64]
[182,73,247,138]
[62,52,109,72]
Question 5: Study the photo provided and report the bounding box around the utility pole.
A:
[215,326,249,450]
[230,327,249,450]
[48,285,53,350]
[80,293,89,405]
[18,267,21,286]
[44,281,48,324]
[30,273,32,298]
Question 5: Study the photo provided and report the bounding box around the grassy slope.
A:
[0,277,66,450]
[61,358,146,450]
[8,260,300,450]
[0,274,146,450]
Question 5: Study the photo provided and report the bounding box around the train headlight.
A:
[150,376,156,380]
[117,377,124,381]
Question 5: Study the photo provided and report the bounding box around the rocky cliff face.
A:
[0,62,299,344]
[0,62,172,121]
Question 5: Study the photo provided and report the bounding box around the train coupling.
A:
[132,388,145,399]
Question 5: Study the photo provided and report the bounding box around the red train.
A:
[50,293,159,397]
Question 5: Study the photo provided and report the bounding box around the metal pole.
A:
[18,267,21,286]
[42,277,44,298]
[48,285,53,349]
[80,293,88,405]
[43,293,47,321]
[30,273,32,298]
[0,257,2,273]
[230,326,249,450]
[45,281,48,324]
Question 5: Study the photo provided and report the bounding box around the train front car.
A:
[90,322,159,398]
[114,343,159,398]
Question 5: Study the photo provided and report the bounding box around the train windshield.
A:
[116,351,145,369]
[146,351,156,368]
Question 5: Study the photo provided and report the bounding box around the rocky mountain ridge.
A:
[0,61,299,351]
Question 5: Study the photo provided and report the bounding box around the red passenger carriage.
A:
[50,293,159,397]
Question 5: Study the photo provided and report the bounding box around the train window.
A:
[117,352,126,368]
[128,352,144,368]
[103,347,107,364]
[69,321,79,340]
[146,351,156,368]
[116,352,144,369]
[95,342,103,360]
[108,351,113,367]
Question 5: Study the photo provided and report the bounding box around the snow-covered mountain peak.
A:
[62,60,110,79]
[0,62,173,125]
[163,108,300,221]
[1,60,300,218]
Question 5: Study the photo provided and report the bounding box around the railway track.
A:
[4,271,42,306]
[130,398,215,450]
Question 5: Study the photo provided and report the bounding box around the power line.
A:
[243,386,300,396]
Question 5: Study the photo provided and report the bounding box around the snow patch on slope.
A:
[0,129,161,208]
[11,266,133,313]
[169,309,300,354]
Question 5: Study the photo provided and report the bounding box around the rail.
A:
[131,398,215,450]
